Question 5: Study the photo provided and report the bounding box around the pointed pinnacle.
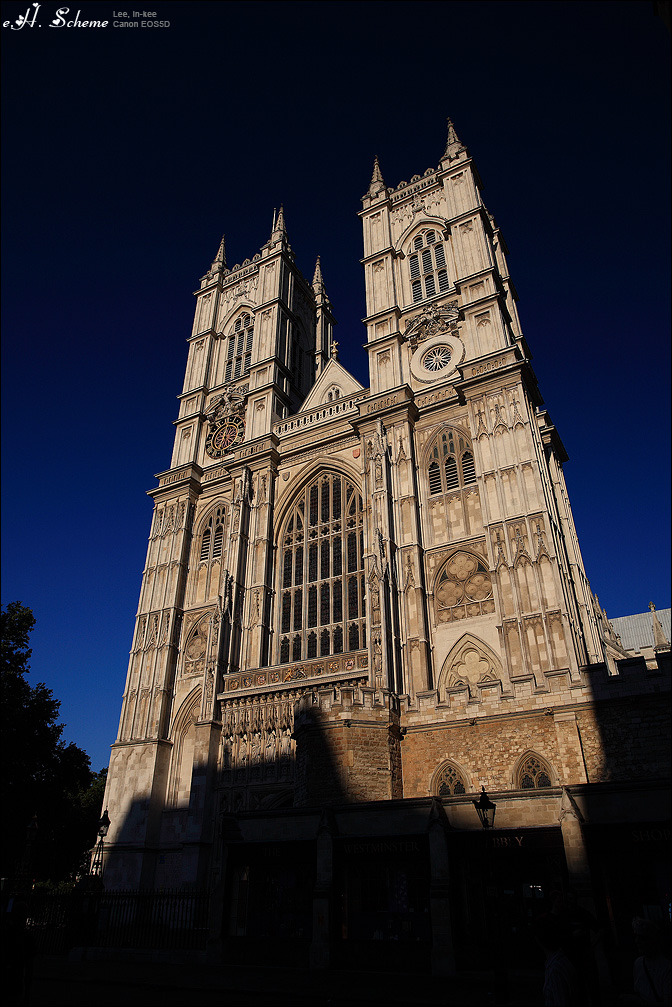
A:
[366,155,386,197]
[211,234,226,270]
[274,204,286,235]
[312,255,324,288]
[651,605,670,651]
[443,117,465,158]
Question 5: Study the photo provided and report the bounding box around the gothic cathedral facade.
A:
[102,124,669,971]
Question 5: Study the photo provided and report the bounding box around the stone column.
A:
[558,788,590,885]
[558,788,611,991]
[310,809,336,969]
[427,799,456,976]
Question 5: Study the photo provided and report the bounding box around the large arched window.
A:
[225,313,254,382]
[427,428,477,496]
[279,473,365,664]
[409,229,450,303]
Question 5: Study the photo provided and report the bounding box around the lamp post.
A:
[473,787,507,1003]
[89,810,110,878]
[473,787,496,830]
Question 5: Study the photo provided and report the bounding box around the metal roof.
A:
[610,609,671,653]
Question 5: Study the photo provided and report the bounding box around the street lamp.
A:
[473,787,496,830]
[90,810,110,877]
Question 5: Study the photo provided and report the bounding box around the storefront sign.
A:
[343,839,421,857]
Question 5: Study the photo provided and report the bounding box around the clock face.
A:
[205,416,244,458]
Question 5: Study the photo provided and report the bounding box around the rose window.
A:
[435,551,495,623]
[422,345,452,372]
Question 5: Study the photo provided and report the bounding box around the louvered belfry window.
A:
[279,474,366,664]
[408,230,450,303]
[200,507,226,563]
[427,428,477,496]
[225,313,254,382]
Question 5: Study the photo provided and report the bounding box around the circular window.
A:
[422,345,452,371]
[409,334,464,384]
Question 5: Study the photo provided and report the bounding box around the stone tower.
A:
[102,122,633,895]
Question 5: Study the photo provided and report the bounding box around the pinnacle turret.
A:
[649,602,671,651]
[366,155,386,197]
[210,234,226,271]
[442,117,466,160]
[312,255,325,291]
[271,204,287,239]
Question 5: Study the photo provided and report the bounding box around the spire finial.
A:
[366,155,386,197]
[211,234,226,271]
[312,255,324,288]
[443,117,465,160]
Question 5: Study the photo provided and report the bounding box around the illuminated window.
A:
[225,313,254,382]
[434,763,467,796]
[279,474,365,663]
[518,754,553,789]
[408,230,450,303]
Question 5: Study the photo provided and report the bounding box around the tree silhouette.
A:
[1,602,106,883]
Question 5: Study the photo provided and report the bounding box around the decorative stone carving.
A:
[435,552,494,623]
[403,302,460,349]
[441,635,505,699]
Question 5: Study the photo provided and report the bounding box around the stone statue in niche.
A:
[373,634,383,680]
[222,734,233,770]
[238,735,248,769]
[370,579,381,624]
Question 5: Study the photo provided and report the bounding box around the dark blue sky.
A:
[2,1,670,772]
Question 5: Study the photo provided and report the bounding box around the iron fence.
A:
[24,888,210,956]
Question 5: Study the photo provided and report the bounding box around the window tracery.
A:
[225,313,254,382]
[279,473,365,663]
[409,229,450,303]
[427,428,477,496]
[435,551,494,623]
[434,762,467,796]
[517,753,553,789]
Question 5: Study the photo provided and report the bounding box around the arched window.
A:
[518,753,553,789]
[409,229,450,303]
[434,762,467,796]
[427,428,477,496]
[435,551,493,623]
[199,507,225,564]
[279,473,365,663]
[225,313,254,382]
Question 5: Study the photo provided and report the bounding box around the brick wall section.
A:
[293,689,401,805]
[402,714,563,797]
[553,712,587,784]
[401,689,670,798]
[577,695,671,782]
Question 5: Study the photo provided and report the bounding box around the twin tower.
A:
[102,123,624,896]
